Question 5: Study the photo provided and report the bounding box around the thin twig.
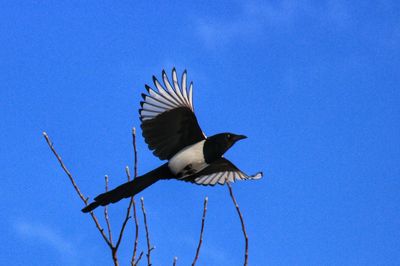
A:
[131,198,139,260]
[227,182,248,266]
[192,197,208,266]
[141,197,153,266]
[43,132,86,202]
[132,251,144,266]
[42,132,113,249]
[173,256,178,266]
[131,127,140,264]
[104,175,113,244]
[115,166,134,250]
[132,127,138,178]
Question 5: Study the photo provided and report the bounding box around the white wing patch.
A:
[140,69,194,121]
[168,140,208,176]
[194,171,263,186]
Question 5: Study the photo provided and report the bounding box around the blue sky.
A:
[0,1,399,265]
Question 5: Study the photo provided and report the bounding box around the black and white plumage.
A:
[140,69,205,160]
[82,69,262,213]
[187,157,263,186]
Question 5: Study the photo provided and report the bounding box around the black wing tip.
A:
[254,171,263,177]
[152,75,159,84]
[144,84,152,92]
[141,93,147,99]
[140,101,144,107]
[161,69,167,77]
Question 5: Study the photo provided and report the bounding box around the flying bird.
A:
[82,69,262,213]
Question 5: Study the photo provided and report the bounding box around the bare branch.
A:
[43,132,87,202]
[173,256,178,266]
[227,182,248,266]
[111,249,119,266]
[42,132,113,249]
[104,175,113,244]
[115,166,134,250]
[132,127,138,178]
[141,197,153,266]
[131,127,140,263]
[192,197,208,266]
[126,165,132,182]
[131,198,140,260]
[132,251,144,266]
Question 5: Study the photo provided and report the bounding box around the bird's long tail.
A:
[82,163,172,213]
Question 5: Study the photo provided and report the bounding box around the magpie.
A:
[82,69,262,213]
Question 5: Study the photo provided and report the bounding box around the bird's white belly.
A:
[168,140,208,177]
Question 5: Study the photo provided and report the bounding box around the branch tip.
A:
[227,182,249,266]
[192,197,209,266]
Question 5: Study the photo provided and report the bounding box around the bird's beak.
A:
[233,134,247,142]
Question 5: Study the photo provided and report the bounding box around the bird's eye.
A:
[226,134,231,139]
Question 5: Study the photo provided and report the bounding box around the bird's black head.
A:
[203,133,247,163]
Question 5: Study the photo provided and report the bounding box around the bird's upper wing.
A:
[183,158,263,186]
[139,69,206,160]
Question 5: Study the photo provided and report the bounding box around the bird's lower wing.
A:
[183,158,263,186]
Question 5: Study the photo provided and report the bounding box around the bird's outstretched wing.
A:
[183,158,263,186]
[139,68,206,160]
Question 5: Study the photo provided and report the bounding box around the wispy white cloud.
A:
[13,220,78,264]
[196,0,351,48]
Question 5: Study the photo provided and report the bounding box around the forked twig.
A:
[132,251,144,266]
[227,182,249,266]
[192,197,208,266]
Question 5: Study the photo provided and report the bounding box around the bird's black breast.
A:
[203,139,223,164]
